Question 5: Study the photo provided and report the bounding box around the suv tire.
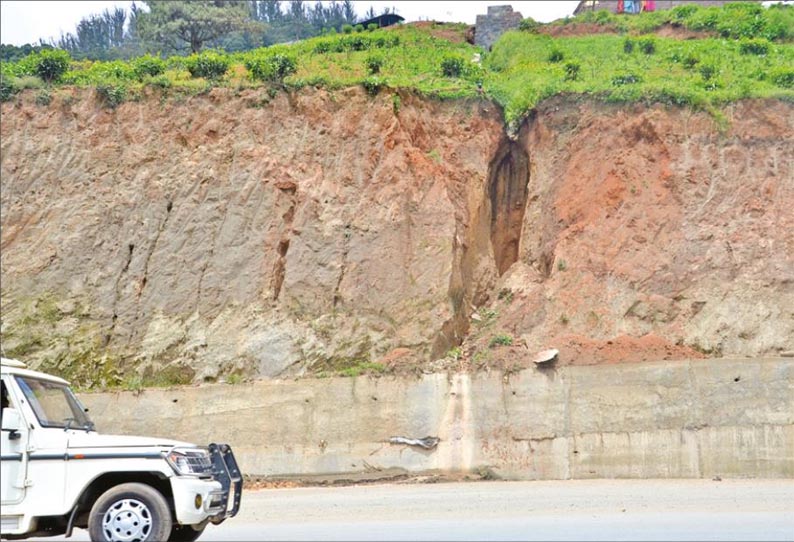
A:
[88,482,173,542]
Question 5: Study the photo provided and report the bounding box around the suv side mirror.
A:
[2,408,22,440]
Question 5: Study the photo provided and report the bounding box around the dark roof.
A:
[358,13,405,28]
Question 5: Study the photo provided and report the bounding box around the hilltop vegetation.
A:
[1,3,793,127]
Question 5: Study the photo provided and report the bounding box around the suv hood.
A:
[68,432,196,450]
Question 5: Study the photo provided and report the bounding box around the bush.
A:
[96,83,126,108]
[683,54,699,69]
[313,40,331,54]
[345,35,370,51]
[354,24,364,33]
[34,88,51,106]
[699,64,717,81]
[612,73,642,86]
[519,17,540,33]
[362,75,383,95]
[638,37,656,55]
[132,54,165,80]
[547,49,565,63]
[738,38,769,56]
[623,38,634,54]
[246,53,297,82]
[365,54,383,74]
[563,62,581,81]
[185,51,230,80]
[489,334,513,348]
[770,67,794,89]
[440,55,465,77]
[367,23,378,32]
[33,48,70,82]
[0,76,18,101]
[341,24,353,34]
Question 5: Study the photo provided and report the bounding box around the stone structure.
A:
[574,0,761,16]
[82,357,794,480]
[475,5,523,51]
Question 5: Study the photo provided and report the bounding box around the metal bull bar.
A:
[208,443,243,522]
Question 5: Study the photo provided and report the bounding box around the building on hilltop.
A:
[574,0,761,16]
[357,13,405,29]
[475,5,524,51]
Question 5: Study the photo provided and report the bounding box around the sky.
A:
[0,1,580,46]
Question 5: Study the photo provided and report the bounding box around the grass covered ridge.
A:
[1,5,793,127]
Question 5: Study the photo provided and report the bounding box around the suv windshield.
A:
[15,376,93,430]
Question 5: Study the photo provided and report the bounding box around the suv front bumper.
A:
[171,443,242,526]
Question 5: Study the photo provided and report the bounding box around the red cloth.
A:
[644,0,656,11]
[618,0,625,13]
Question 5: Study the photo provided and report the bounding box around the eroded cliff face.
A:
[0,87,504,381]
[1,90,792,382]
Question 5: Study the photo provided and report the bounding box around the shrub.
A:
[738,38,769,56]
[367,23,378,32]
[365,54,383,74]
[0,76,18,102]
[519,17,540,33]
[638,37,656,55]
[35,88,51,106]
[354,24,364,33]
[246,53,297,82]
[341,24,353,34]
[699,64,717,81]
[547,49,565,63]
[185,51,230,80]
[345,35,370,51]
[670,4,699,22]
[612,73,642,86]
[489,334,513,348]
[147,74,172,89]
[440,55,465,77]
[96,83,127,108]
[563,61,580,81]
[132,54,165,80]
[770,67,794,89]
[313,40,331,54]
[623,38,634,54]
[392,93,401,115]
[362,75,383,95]
[33,48,71,82]
[683,54,699,69]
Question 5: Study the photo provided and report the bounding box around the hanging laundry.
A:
[645,0,656,11]
[618,0,625,14]
[625,0,637,14]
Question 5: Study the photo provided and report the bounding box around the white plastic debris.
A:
[532,348,559,365]
[389,436,440,450]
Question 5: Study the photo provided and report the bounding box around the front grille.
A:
[182,450,213,475]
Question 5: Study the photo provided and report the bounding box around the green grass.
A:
[484,32,794,125]
[559,2,794,42]
[2,10,792,128]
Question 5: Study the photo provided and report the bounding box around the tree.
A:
[138,1,253,53]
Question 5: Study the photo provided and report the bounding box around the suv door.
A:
[1,378,29,505]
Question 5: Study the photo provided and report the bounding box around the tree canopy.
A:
[138,1,254,53]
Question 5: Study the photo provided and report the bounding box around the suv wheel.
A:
[88,482,173,542]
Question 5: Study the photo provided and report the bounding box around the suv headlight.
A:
[166,447,213,477]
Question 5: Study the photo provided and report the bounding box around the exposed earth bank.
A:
[1,88,791,382]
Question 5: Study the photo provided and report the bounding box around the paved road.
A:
[37,479,794,541]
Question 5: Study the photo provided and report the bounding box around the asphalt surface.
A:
[30,479,794,541]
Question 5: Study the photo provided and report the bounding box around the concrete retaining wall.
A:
[81,358,794,479]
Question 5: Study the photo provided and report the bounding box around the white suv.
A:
[1,357,241,541]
